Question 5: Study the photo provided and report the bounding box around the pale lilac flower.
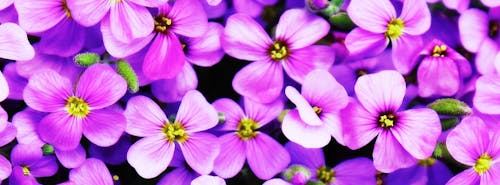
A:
[0,23,34,61]
[0,106,16,184]
[474,74,500,114]
[191,175,226,185]
[0,71,7,101]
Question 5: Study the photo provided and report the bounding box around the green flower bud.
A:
[428,98,472,116]
[74,52,100,67]
[42,144,54,155]
[116,60,139,93]
[283,165,312,184]
[440,117,459,131]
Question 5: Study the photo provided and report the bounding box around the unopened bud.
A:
[74,52,100,67]
[428,98,472,116]
[283,165,312,184]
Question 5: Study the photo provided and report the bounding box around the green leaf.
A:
[74,52,100,67]
[116,60,139,93]
[428,98,472,116]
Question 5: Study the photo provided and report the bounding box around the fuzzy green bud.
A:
[428,98,472,116]
[440,117,459,131]
[116,60,139,93]
[74,52,100,67]
[42,144,54,155]
[329,12,356,30]
[283,165,312,184]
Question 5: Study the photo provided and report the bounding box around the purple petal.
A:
[76,64,127,109]
[233,60,283,103]
[244,97,283,128]
[399,0,431,35]
[69,158,113,185]
[185,22,224,67]
[446,116,489,166]
[175,90,218,132]
[284,142,325,170]
[127,135,174,179]
[417,57,460,97]
[392,108,441,159]
[428,160,454,185]
[373,130,418,173]
[168,0,208,37]
[124,95,167,137]
[391,35,423,74]
[446,169,479,185]
[179,132,220,175]
[11,144,43,166]
[246,133,290,180]
[275,9,329,49]
[157,167,196,185]
[101,17,153,58]
[9,166,40,185]
[132,0,168,7]
[347,0,395,33]
[88,135,130,165]
[66,0,110,26]
[3,63,27,100]
[458,9,488,52]
[341,100,381,150]
[443,0,469,12]
[0,71,7,102]
[37,112,83,151]
[386,165,427,185]
[82,109,126,147]
[29,155,58,177]
[263,179,291,185]
[322,113,345,145]
[285,86,321,126]
[475,39,498,75]
[143,33,185,80]
[212,98,244,131]
[0,124,16,147]
[213,133,246,178]
[12,108,45,147]
[23,70,72,112]
[55,145,86,169]
[482,0,500,7]
[283,45,335,84]
[334,158,377,185]
[151,63,198,103]
[282,110,331,148]
[345,28,388,58]
[191,175,226,185]
[222,13,272,61]
[482,164,500,184]
[37,19,85,57]
[233,0,264,18]
[0,23,35,61]
[474,75,500,114]
[14,0,65,33]
[108,1,153,42]
[0,155,11,182]
[302,69,349,113]
[355,70,406,114]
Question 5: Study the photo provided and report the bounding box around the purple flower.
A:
[386,158,453,185]
[446,116,500,184]
[23,64,127,151]
[0,106,16,184]
[345,0,430,74]
[282,70,349,148]
[0,22,34,61]
[481,0,500,7]
[426,0,469,12]
[62,158,114,185]
[0,71,7,101]
[474,74,500,115]
[212,98,290,179]
[223,9,333,103]
[9,144,58,185]
[191,175,226,185]
[416,39,471,97]
[89,134,131,165]
[2,63,27,100]
[233,0,278,17]
[342,70,441,172]
[0,0,13,11]
[125,91,220,178]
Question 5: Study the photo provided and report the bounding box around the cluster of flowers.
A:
[1,0,500,184]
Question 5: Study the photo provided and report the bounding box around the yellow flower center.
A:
[317,166,335,184]
[162,122,189,143]
[113,175,120,181]
[22,166,30,176]
[62,0,71,18]
[432,45,447,57]
[269,41,289,61]
[312,106,322,115]
[489,20,499,38]
[418,158,436,166]
[385,18,405,40]
[378,113,396,128]
[474,153,492,175]
[236,118,259,140]
[154,16,173,33]
[66,96,90,118]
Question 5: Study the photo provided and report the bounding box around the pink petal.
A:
[417,57,460,97]
[263,179,291,185]
[474,75,500,114]
[443,0,469,12]
[243,97,283,127]
[345,28,388,58]
[191,175,225,185]
[354,70,406,114]
[0,72,7,102]
[179,132,220,175]
[391,108,441,159]
[38,112,83,151]
[222,13,272,61]
[168,0,208,37]
[132,0,168,7]
[399,0,431,35]
[76,64,127,109]
[0,0,12,10]
[301,69,349,112]
[282,110,331,148]
[0,23,35,61]
[69,158,113,185]
[322,113,345,145]
[446,169,479,185]
[23,70,72,112]
[83,109,126,147]
[124,95,167,137]
[0,155,11,181]
[391,35,423,74]
[14,0,65,33]
[481,0,500,7]
[285,87,322,126]
[458,9,488,52]
[108,1,153,43]
[186,22,225,67]
[373,130,418,173]
[175,90,218,132]
[157,167,196,185]
[101,17,154,58]
[55,145,86,169]
[0,124,15,147]
[482,164,500,184]
[233,0,263,18]
[12,108,45,147]
[246,133,290,180]
[127,134,174,179]
[143,33,185,80]
[275,9,329,49]
[475,39,498,75]
[213,133,246,178]
[233,60,283,103]
[283,45,335,84]
[151,63,198,103]
[212,98,244,131]
[347,0,396,33]
[341,101,381,150]
[66,0,110,26]
[446,116,489,166]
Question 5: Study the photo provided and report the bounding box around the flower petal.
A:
[233,60,283,104]
[347,0,396,33]
[475,39,498,75]
[0,23,35,61]
[29,155,58,177]
[275,9,329,49]
[185,22,224,67]
[302,69,349,112]
[109,1,153,42]
[143,33,185,80]
[23,70,72,112]
[285,87,321,126]
[168,0,208,37]
[191,175,226,185]
[446,169,479,185]
[283,45,335,84]
[69,158,113,185]
[417,57,460,97]
[76,64,127,109]
[37,19,86,57]
[175,90,218,132]
[334,158,377,185]
[391,35,423,74]
[151,63,198,103]
[0,72,7,102]
[14,0,65,33]
[246,133,290,180]
[101,17,153,58]
[55,145,86,169]
[124,95,167,137]
[345,28,388,58]
[212,98,244,131]
[66,0,110,26]
[38,112,83,151]
[0,124,16,147]
[179,132,220,175]
[458,9,488,52]
[12,108,45,147]
[213,133,246,178]
[127,134,174,179]
[399,0,431,35]
[157,167,196,185]
[446,116,489,166]
[83,109,126,147]
[341,100,381,150]
[474,75,500,114]
[0,155,11,182]
[3,63,27,100]
[373,130,418,173]
[284,142,325,170]
[482,0,500,7]
[244,97,283,128]
[355,70,406,114]
[282,110,331,148]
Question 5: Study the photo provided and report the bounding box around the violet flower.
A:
[282,70,348,148]
[23,64,127,151]
[426,0,469,13]
[342,70,441,173]
[233,0,278,17]
[0,106,16,184]
[212,98,290,180]
[0,22,34,61]
[345,0,430,74]
[0,71,7,101]
[125,91,220,178]
[386,158,453,185]
[9,144,58,185]
[62,158,114,185]
[481,0,500,7]
[191,175,226,185]
[223,9,333,103]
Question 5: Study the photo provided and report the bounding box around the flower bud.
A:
[428,98,472,116]
[116,60,139,93]
[283,165,312,185]
[74,52,100,67]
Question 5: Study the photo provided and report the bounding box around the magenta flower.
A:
[223,9,334,103]
[9,144,58,185]
[446,116,500,185]
[0,22,34,61]
[417,39,471,97]
[345,0,430,74]
[0,71,7,101]
[212,98,290,180]
[282,70,348,148]
[474,74,500,115]
[62,158,114,185]
[125,91,220,178]
[342,70,441,172]
[23,64,127,151]
[192,175,226,185]
[233,0,278,17]
[0,107,16,184]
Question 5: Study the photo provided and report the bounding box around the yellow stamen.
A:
[154,16,173,33]
[378,113,396,128]
[236,118,259,140]
[22,166,30,176]
[312,106,322,115]
[474,153,492,175]
[317,166,335,184]
[113,175,120,181]
[269,41,289,61]
[418,158,436,166]
[162,122,189,143]
[385,18,405,40]
[66,96,90,118]
[431,45,447,57]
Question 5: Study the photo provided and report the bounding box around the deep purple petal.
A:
[37,112,83,151]
[334,158,377,185]
[284,142,325,170]
[29,155,58,177]
[38,19,86,57]
[76,64,127,109]
[127,134,174,179]
[275,9,329,49]
[428,160,454,185]
[69,158,113,185]
[9,166,40,185]
[213,133,246,178]
[179,132,220,174]
[386,165,427,185]
[233,60,283,103]
[11,144,42,166]
[151,63,198,103]
[124,95,167,137]
[157,167,196,185]
[3,63,26,100]
[246,133,290,180]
